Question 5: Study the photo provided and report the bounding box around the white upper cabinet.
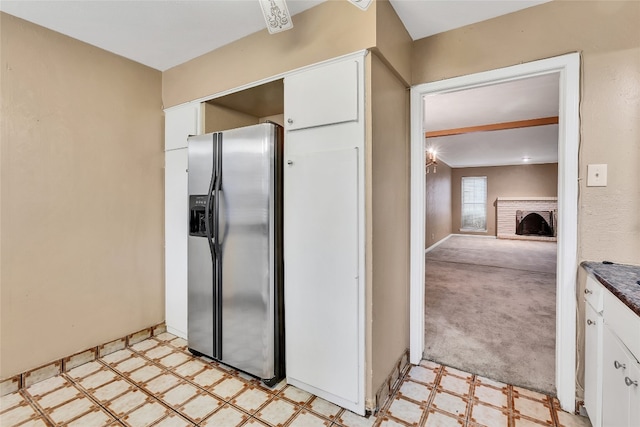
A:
[165,103,201,150]
[284,59,359,131]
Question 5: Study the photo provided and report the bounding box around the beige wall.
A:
[375,0,412,85]
[370,53,410,398]
[413,0,640,264]
[162,0,377,108]
[451,164,558,236]
[203,103,258,133]
[425,161,452,248]
[0,13,164,378]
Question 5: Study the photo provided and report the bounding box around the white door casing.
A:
[409,53,580,411]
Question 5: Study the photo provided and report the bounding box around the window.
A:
[461,176,487,231]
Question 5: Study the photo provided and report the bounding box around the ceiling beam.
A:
[425,116,559,138]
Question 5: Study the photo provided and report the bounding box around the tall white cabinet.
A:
[283,56,366,415]
[164,53,367,415]
[164,102,201,339]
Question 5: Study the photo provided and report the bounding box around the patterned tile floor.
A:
[0,333,591,427]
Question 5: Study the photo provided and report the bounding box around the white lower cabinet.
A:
[284,144,360,404]
[602,326,640,427]
[584,273,640,427]
[165,148,188,338]
[584,302,603,427]
[630,362,640,427]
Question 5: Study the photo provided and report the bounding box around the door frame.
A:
[409,53,580,411]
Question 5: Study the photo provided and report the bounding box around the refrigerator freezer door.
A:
[218,124,276,379]
[187,134,216,359]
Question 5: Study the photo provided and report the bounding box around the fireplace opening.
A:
[516,210,554,237]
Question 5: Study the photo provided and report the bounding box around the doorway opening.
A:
[422,74,560,394]
[409,53,580,412]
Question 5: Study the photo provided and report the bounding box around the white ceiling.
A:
[1,0,558,168]
[424,74,560,168]
[0,0,551,71]
[390,0,550,41]
[0,0,325,71]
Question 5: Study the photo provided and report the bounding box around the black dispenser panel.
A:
[189,195,210,237]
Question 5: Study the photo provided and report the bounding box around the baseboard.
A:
[451,233,497,239]
[0,322,167,396]
[166,325,187,340]
[373,349,411,414]
[425,234,453,254]
[425,233,502,254]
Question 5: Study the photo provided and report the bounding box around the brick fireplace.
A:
[496,197,558,241]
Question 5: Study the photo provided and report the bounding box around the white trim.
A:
[409,80,426,367]
[425,234,453,254]
[410,53,580,412]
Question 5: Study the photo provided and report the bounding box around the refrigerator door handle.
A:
[213,135,221,249]
[213,133,223,357]
[205,166,217,262]
[206,132,220,263]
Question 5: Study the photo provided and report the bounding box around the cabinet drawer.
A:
[585,275,604,312]
[604,290,640,360]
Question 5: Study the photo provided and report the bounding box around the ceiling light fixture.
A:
[522,156,531,162]
[426,149,437,174]
[259,0,293,34]
[348,0,373,11]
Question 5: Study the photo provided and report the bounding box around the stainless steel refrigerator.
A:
[187,122,284,386]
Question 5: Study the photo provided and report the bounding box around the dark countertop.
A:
[582,261,640,317]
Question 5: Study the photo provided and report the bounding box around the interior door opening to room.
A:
[421,74,561,395]
[410,53,580,412]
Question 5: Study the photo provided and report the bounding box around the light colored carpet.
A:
[424,235,557,395]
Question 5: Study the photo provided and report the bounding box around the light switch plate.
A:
[587,164,607,187]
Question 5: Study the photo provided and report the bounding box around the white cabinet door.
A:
[629,361,640,427]
[284,145,361,412]
[284,59,358,131]
[165,148,188,338]
[602,326,632,427]
[165,103,201,150]
[584,303,603,427]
